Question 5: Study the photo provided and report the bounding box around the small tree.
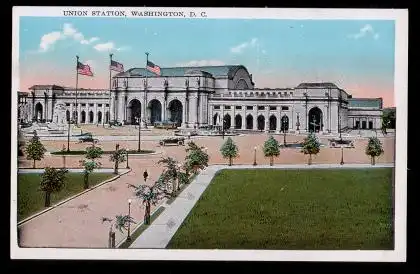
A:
[128,182,163,225]
[158,157,180,194]
[39,167,68,207]
[109,144,126,174]
[263,135,280,166]
[301,133,321,165]
[185,141,209,174]
[220,137,238,166]
[101,214,136,248]
[25,132,47,168]
[365,137,384,165]
[79,160,101,189]
[86,145,103,161]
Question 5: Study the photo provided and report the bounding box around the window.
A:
[106,104,109,107]
[355,121,360,129]
[258,106,265,110]
[235,106,242,110]
[247,106,253,110]
[224,106,231,110]
[98,104,102,107]
[65,103,70,106]
[270,106,277,111]
[214,105,220,110]
[81,103,86,107]
[89,103,94,107]
[281,106,289,111]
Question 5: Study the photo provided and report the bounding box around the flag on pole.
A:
[110,60,124,72]
[77,61,94,76]
[146,60,161,76]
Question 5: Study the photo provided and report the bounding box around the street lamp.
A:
[253,146,257,166]
[340,146,344,165]
[127,199,132,242]
[126,150,129,169]
[137,115,141,152]
[67,119,73,152]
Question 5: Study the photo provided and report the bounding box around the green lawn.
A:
[17,172,114,222]
[167,168,394,250]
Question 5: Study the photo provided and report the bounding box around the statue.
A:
[185,78,189,88]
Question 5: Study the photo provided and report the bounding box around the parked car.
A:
[154,121,178,129]
[159,137,185,146]
[109,120,122,127]
[78,134,98,143]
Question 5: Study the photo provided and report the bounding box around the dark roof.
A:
[296,82,339,89]
[115,65,248,79]
[28,85,65,90]
[348,98,383,108]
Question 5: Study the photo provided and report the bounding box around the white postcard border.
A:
[11,6,408,262]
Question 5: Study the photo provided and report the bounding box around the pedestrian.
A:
[143,170,148,182]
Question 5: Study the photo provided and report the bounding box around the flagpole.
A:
[75,55,79,126]
[109,53,113,127]
[145,52,149,126]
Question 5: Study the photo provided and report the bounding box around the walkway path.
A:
[129,163,394,249]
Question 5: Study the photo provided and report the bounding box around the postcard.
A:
[11,6,408,262]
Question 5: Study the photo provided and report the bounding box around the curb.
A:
[17,168,132,227]
[48,151,162,158]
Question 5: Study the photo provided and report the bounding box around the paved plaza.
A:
[16,129,395,248]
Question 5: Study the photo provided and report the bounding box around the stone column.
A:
[276,109,281,133]
[94,103,98,124]
[118,93,125,123]
[77,104,82,124]
[182,99,187,128]
[265,106,269,132]
[242,106,246,130]
[102,104,105,125]
[208,103,213,126]
[253,105,258,130]
[70,103,73,122]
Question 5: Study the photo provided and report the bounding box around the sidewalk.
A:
[129,163,394,249]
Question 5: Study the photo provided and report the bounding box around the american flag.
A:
[110,60,124,72]
[146,60,161,76]
[77,61,93,76]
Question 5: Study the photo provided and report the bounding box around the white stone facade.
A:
[19,65,383,133]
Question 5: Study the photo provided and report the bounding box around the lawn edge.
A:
[17,168,132,226]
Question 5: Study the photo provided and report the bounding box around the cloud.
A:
[39,31,63,52]
[37,23,127,53]
[81,37,99,45]
[348,24,379,40]
[175,60,226,67]
[230,38,259,54]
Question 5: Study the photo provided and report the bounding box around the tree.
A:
[101,214,136,248]
[301,133,321,165]
[263,135,280,166]
[79,160,101,189]
[39,167,68,207]
[365,137,384,165]
[158,157,180,195]
[220,137,238,166]
[109,144,126,174]
[25,131,47,168]
[86,145,103,161]
[127,182,163,225]
[184,141,209,175]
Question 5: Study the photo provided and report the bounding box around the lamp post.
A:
[282,119,287,147]
[253,146,257,166]
[126,150,129,169]
[222,119,226,139]
[127,199,132,242]
[137,115,141,152]
[67,119,72,152]
[340,146,344,165]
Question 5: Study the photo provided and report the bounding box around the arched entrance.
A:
[223,114,231,129]
[281,115,289,132]
[308,107,323,132]
[269,115,277,131]
[81,111,86,123]
[34,103,43,121]
[66,110,70,122]
[97,111,102,124]
[257,115,265,131]
[127,99,141,125]
[168,99,183,127]
[235,114,242,129]
[105,111,110,124]
[148,99,162,125]
[89,111,94,123]
[246,114,253,129]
